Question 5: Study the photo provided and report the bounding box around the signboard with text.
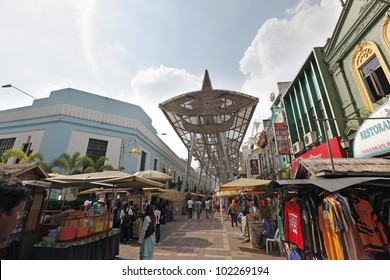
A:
[354,100,390,158]
[274,122,290,155]
[250,159,259,175]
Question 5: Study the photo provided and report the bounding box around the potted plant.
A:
[280,166,291,179]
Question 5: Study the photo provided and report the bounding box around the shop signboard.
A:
[354,100,390,158]
[274,122,290,155]
[250,159,259,175]
[291,136,346,175]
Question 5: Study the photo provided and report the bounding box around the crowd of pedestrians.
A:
[186,196,213,221]
[111,198,169,260]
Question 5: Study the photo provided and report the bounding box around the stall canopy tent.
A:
[46,171,131,187]
[97,175,164,188]
[78,187,105,195]
[294,158,390,179]
[215,178,270,196]
[275,177,390,192]
[46,171,164,189]
[160,189,186,202]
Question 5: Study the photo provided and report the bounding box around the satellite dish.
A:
[270,92,276,102]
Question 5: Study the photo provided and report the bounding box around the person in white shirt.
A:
[120,202,134,242]
[153,203,163,244]
[186,198,194,219]
[205,198,211,219]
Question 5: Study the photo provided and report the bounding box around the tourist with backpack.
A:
[120,202,134,242]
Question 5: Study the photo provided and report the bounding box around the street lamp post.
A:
[1,84,37,100]
[118,137,141,170]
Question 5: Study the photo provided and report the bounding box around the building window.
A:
[161,162,166,174]
[140,151,147,171]
[21,136,33,156]
[86,138,107,162]
[351,41,390,112]
[153,158,158,170]
[360,56,389,102]
[0,138,16,156]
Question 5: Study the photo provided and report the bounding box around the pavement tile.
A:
[116,211,285,260]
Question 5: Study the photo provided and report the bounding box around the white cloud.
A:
[0,0,343,164]
[239,0,341,123]
[71,0,98,77]
[129,65,202,159]
[130,65,201,99]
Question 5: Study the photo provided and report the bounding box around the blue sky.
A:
[0,0,342,161]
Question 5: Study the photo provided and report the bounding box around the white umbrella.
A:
[133,170,173,181]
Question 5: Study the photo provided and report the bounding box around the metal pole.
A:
[1,84,37,99]
[322,120,335,174]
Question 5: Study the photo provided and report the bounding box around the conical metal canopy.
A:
[159,70,258,184]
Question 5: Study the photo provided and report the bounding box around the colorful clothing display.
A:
[351,196,388,254]
[318,198,345,260]
[277,185,390,260]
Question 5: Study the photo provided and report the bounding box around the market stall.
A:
[40,171,164,259]
[33,228,119,260]
[215,178,270,247]
[272,158,390,260]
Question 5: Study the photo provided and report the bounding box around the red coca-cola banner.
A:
[291,136,347,176]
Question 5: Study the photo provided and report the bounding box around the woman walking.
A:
[227,200,238,227]
[138,204,156,260]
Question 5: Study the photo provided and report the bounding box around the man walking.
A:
[194,199,202,221]
[186,197,193,220]
[205,198,211,219]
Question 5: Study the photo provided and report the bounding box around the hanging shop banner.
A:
[249,159,259,175]
[291,136,346,175]
[354,100,390,158]
[258,131,267,148]
[274,122,290,155]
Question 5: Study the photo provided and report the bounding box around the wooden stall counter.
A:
[33,228,119,260]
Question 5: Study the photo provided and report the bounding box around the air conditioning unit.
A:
[304,131,317,147]
[292,141,304,155]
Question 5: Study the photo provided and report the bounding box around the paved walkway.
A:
[117,212,285,260]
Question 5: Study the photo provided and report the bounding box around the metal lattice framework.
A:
[159,70,258,187]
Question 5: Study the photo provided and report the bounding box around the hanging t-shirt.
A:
[351,196,388,254]
[318,198,345,260]
[283,198,304,250]
[297,199,313,257]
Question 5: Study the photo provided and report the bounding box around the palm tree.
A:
[1,149,28,164]
[1,148,52,172]
[51,152,87,175]
[51,152,91,198]
[83,155,114,173]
